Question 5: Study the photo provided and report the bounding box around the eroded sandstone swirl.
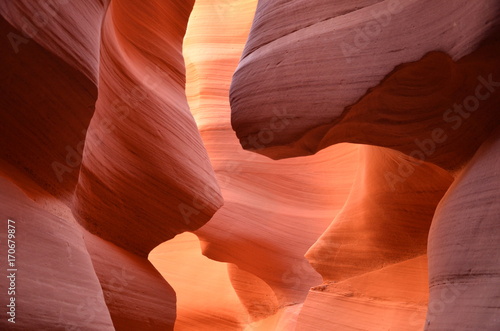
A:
[150,1,360,329]
[1,0,222,330]
[1,0,499,330]
[231,0,500,170]
[0,0,107,201]
[230,0,500,330]
[73,0,223,257]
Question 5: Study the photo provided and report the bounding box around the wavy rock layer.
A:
[426,127,500,330]
[183,0,359,325]
[0,175,113,331]
[1,0,222,330]
[230,0,500,330]
[306,145,453,281]
[73,0,222,257]
[311,45,500,170]
[85,231,177,330]
[150,232,248,330]
[231,0,500,170]
[298,255,428,331]
[297,145,452,330]
[2,0,499,330]
[0,15,97,201]
[0,0,106,82]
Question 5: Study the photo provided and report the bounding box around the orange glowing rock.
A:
[1,0,499,330]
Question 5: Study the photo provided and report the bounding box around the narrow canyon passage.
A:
[0,0,499,330]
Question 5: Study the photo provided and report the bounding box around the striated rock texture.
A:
[230,0,500,330]
[0,175,113,331]
[297,255,429,331]
[426,127,500,330]
[182,0,360,327]
[306,145,453,281]
[85,231,177,330]
[73,0,223,257]
[231,0,500,170]
[150,232,249,330]
[0,0,106,201]
[1,0,222,330]
[294,145,453,330]
[2,0,499,330]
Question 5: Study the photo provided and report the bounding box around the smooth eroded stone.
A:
[297,255,429,330]
[73,0,223,257]
[306,145,453,281]
[230,0,500,170]
[150,232,249,330]
[0,177,113,330]
[85,230,177,331]
[185,0,359,315]
[426,127,500,330]
[0,15,97,201]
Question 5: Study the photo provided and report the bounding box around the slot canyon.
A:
[0,0,499,330]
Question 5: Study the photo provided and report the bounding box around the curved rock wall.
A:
[182,0,360,324]
[306,145,453,281]
[150,232,249,330]
[72,0,222,257]
[1,0,221,330]
[426,127,500,330]
[231,0,500,170]
[230,0,500,330]
[0,176,113,331]
[2,0,499,330]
